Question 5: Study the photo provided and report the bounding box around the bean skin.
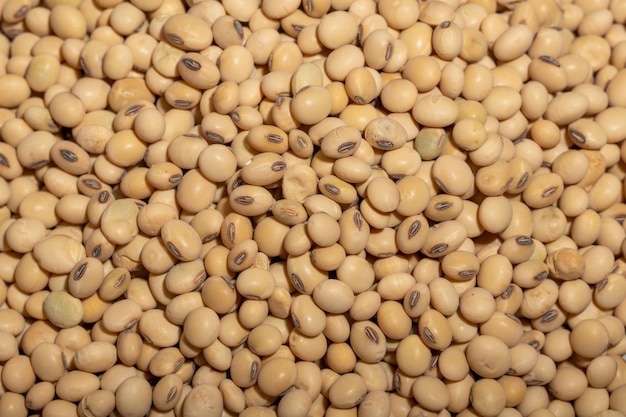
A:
[1,1,626,415]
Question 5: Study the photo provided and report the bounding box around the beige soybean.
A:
[96,267,130,301]
[412,95,458,128]
[201,275,237,315]
[4,216,46,254]
[418,309,452,350]
[402,282,430,320]
[421,220,467,258]
[432,20,463,61]
[409,375,449,412]
[426,277,458,317]
[432,155,473,196]
[74,341,117,374]
[586,356,617,389]
[116,331,142,367]
[98,199,140,246]
[595,273,626,309]
[115,376,152,417]
[240,152,286,187]
[551,150,590,185]
[570,319,610,359]
[312,279,354,314]
[147,346,185,377]
[0,329,18,362]
[27,342,67,386]
[544,91,589,125]
[493,24,534,62]
[466,335,512,379]
[18,190,60,229]
[403,55,440,92]
[257,357,297,397]
[365,176,400,213]
[78,390,115,416]
[519,278,559,319]
[138,309,181,348]
[522,173,564,209]
[327,373,367,409]
[163,13,212,52]
[377,300,412,340]
[25,381,55,412]
[588,173,622,212]
[481,311,524,348]
[229,184,274,217]
[159,219,202,262]
[163,260,205,297]
[349,321,386,364]
[471,378,506,417]
[55,370,100,403]
[320,125,361,159]
[459,287,496,324]
[317,11,357,50]
[291,294,327,338]
[101,298,142,332]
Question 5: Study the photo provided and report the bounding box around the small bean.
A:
[587,356,618,389]
[114,331,142,367]
[421,220,467,258]
[412,375,450,412]
[522,173,564,209]
[75,390,115,417]
[138,309,181,348]
[95,267,129,301]
[544,91,589,126]
[570,319,610,359]
[432,20,463,61]
[466,335,512,379]
[201,275,237,315]
[418,309,452,350]
[241,152,286,187]
[24,381,54,413]
[147,346,185,378]
[458,286,496,325]
[42,290,84,329]
[421,194,459,223]
[396,334,431,377]
[432,155,473,196]
[311,278,354,315]
[160,219,202,262]
[55,370,100,403]
[412,94,458,128]
[26,343,66,387]
[74,341,117,374]
[115,376,153,417]
[229,184,274,217]
[349,321,386,364]
[162,13,212,52]
[471,378,506,417]
[377,300,412,340]
[289,293,325,338]
[493,24,534,62]
[320,125,362,159]
[255,357,297,397]
[316,11,358,50]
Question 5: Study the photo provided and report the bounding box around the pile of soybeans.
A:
[2,0,626,416]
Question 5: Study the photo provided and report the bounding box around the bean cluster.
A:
[1,0,626,416]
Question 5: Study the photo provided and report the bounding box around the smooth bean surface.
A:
[0,1,625,417]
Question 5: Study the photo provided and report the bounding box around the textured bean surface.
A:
[1,1,626,417]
